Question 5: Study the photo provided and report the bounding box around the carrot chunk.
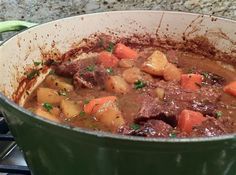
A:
[181,74,203,91]
[178,109,206,133]
[223,81,236,97]
[98,51,119,68]
[84,96,117,114]
[114,43,138,59]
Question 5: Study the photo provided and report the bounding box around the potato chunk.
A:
[35,107,60,122]
[155,87,165,100]
[95,102,125,131]
[142,50,168,76]
[60,100,82,118]
[45,75,73,91]
[118,59,135,68]
[37,87,65,105]
[163,63,182,81]
[105,76,129,94]
[122,67,142,84]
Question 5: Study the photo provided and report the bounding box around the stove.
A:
[0,115,30,175]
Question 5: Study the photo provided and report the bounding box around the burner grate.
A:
[0,115,30,175]
[0,164,30,175]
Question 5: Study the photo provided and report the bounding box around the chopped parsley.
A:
[215,111,222,118]
[83,99,90,104]
[27,69,40,80]
[79,111,86,117]
[58,90,67,96]
[130,123,140,130]
[202,72,210,79]
[49,70,55,75]
[201,81,208,86]
[106,68,113,74]
[42,103,53,112]
[106,42,115,52]
[134,80,146,89]
[33,61,42,66]
[86,65,95,72]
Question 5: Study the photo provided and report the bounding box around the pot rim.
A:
[1,10,236,143]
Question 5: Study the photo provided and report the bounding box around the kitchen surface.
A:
[0,0,235,48]
[0,0,235,39]
[1,1,236,25]
[0,0,235,175]
[0,0,235,22]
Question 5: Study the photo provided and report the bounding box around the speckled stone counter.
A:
[0,0,235,39]
[1,0,235,22]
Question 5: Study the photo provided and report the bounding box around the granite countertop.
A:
[0,0,235,23]
[0,0,235,39]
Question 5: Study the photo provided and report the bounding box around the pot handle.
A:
[0,20,37,33]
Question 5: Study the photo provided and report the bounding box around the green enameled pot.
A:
[0,11,236,175]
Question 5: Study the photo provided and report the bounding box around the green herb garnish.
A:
[134,80,146,89]
[49,70,55,75]
[106,42,115,52]
[33,61,42,66]
[83,99,90,104]
[202,72,210,79]
[215,111,222,118]
[58,90,67,96]
[201,81,208,86]
[27,69,40,80]
[106,68,113,74]
[130,123,140,130]
[79,111,86,117]
[86,65,95,72]
[42,103,53,112]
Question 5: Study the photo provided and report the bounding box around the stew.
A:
[24,35,236,138]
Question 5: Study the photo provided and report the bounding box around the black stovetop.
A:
[0,115,30,175]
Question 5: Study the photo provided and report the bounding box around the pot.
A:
[0,11,236,175]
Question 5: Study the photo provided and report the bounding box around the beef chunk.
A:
[154,81,221,104]
[201,72,225,86]
[150,80,221,113]
[136,95,178,127]
[55,57,97,77]
[137,95,180,119]
[73,66,108,89]
[54,54,108,89]
[218,116,235,133]
[137,95,159,118]
[123,120,173,138]
[198,86,222,103]
[55,60,81,77]
[191,100,217,116]
[191,117,227,137]
[137,100,182,126]
[139,80,222,117]
[158,113,178,128]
